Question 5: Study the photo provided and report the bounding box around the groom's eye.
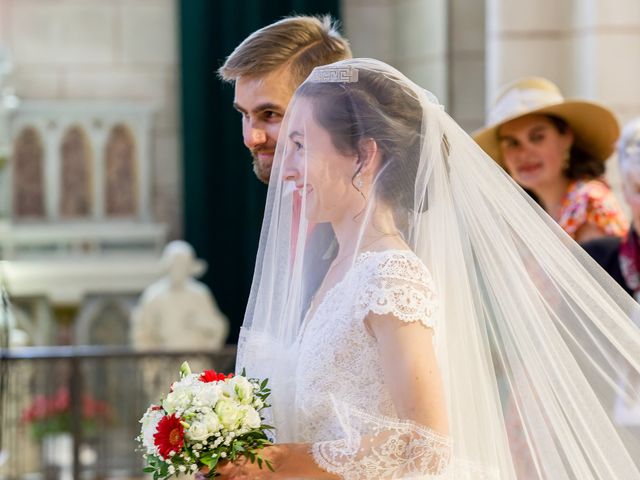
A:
[263,111,282,121]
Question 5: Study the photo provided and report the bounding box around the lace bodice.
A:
[293,250,449,479]
[295,250,437,439]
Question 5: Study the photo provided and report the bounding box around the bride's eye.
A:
[293,141,304,151]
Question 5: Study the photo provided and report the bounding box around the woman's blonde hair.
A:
[218,15,351,88]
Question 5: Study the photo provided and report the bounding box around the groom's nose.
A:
[243,122,267,149]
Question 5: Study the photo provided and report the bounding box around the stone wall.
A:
[0,0,181,237]
[341,0,485,132]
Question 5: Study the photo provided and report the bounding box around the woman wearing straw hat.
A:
[474,77,628,243]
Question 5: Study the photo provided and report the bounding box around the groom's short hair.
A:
[218,15,352,87]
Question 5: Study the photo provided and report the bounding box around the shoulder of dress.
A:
[361,250,433,283]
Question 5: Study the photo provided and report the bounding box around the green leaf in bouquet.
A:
[199,453,217,469]
[143,467,156,473]
[265,458,275,472]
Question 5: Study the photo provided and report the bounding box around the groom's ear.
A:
[356,137,381,173]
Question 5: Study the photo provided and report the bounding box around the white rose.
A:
[214,399,243,430]
[202,409,222,434]
[139,408,164,455]
[163,388,192,414]
[194,383,222,407]
[171,373,200,391]
[241,405,261,430]
[186,421,210,442]
[228,377,254,405]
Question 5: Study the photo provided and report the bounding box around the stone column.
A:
[342,0,449,105]
[449,0,486,132]
[485,0,574,103]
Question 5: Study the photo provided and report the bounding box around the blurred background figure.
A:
[474,77,628,243]
[582,119,640,441]
[584,118,640,301]
[131,240,228,351]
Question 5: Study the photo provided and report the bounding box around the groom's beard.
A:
[251,149,274,185]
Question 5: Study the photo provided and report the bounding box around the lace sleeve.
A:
[311,406,452,480]
[355,251,439,328]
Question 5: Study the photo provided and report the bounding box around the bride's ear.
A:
[356,137,381,173]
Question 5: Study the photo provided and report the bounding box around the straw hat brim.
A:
[472,101,620,166]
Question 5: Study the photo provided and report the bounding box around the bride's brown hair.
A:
[297,69,425,215]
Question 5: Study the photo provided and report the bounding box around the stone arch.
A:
[105,124,137,217]
[12,126,45,219]
[60,125,93,218]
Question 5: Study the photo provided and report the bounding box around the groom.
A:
[218,14,352,185]
[219,15,352,311]
[195,16,351,479]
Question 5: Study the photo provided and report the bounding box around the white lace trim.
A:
[356,251,439,328]
[311,408,452,480]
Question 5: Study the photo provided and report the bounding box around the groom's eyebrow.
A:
[233,102,284,115]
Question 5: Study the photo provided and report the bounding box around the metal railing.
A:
[0,345,237,479]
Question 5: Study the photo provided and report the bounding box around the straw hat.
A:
[473,77,619,166]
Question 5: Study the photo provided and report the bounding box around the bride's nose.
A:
[282,148,301,182]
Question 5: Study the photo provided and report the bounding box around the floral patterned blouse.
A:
[557,179,629,239]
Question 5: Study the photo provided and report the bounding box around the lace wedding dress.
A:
[291,249,460,479]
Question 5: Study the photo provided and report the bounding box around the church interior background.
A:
[1,0,639,477]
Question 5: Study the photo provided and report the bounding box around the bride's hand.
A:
[215,457,275,479]
[198,446,284,480]
[196,444,338,479]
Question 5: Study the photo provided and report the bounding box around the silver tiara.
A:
[307,66,359,83]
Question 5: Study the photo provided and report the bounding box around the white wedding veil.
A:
[237,58,640,479]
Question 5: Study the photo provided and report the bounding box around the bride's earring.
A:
[354,173,364,189]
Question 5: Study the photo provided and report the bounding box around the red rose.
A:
[153,414,184,459]
[199,369,233,383]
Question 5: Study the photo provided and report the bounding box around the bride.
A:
[215,59,640,479]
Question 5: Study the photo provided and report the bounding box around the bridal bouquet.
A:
[137,362,273,479]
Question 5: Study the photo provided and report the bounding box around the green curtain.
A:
[179,0,342,344]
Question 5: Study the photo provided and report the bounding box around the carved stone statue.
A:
[130,241,228,350]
